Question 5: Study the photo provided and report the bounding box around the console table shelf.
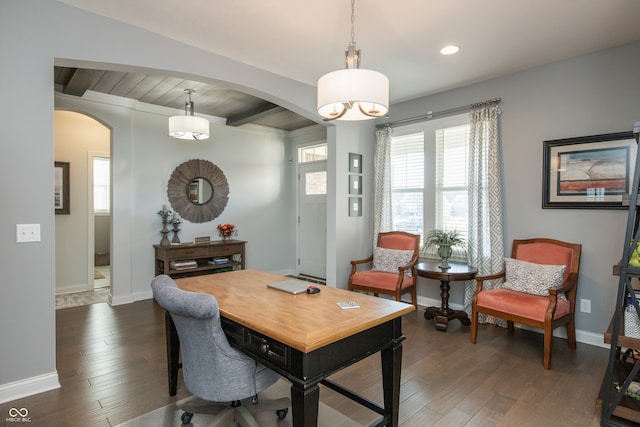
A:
[154,240,246,278]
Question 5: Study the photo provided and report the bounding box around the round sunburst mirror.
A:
[167,159,229,223]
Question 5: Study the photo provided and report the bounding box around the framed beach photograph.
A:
[543,131,636,209]
[54,161,70,214]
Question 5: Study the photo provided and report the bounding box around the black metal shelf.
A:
[600,134,640,426]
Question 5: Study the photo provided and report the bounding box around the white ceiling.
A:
[57,0,640,104]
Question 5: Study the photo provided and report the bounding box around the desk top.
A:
[176,269,415,353]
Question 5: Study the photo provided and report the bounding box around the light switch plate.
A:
[16,224,41,243]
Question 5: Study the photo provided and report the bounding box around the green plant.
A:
[424,229,466,249]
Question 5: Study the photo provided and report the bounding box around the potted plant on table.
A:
[424,229,466,269]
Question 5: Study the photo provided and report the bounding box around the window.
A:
[390,115,470,249]
[93,157,110,214]
[390,132,424,235]
[435,124,469,242]
[305,171,327,195]
[298,143,327,163]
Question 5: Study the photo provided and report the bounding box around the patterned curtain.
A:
[373,126,393,240]
[463,102,505,321]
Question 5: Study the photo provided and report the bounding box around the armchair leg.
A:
[543,324,553,369]
[566,320,577,350]
[507,321,515,334]
[470,308,478,343]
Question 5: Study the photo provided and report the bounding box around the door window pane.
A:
[306,171,326,195]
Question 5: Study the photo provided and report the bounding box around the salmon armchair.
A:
[470,238,581,369]
[348,231,420,307]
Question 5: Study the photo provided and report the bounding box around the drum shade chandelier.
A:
[169,89,210,140]
[317,0,389,121]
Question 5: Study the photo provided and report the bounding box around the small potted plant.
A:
[424,229,466,269]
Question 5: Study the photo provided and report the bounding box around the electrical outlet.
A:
[580,299,591,314]
[16,224,41,243]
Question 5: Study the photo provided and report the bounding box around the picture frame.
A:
[349,152,362,174]
[349,197,362,217]
[54,161,70,214]
[349,174,362,195]
[542,131,637,209]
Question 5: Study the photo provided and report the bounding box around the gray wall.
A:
[384,41,640,340]
[2,0,639,403]
[0,0,371,401]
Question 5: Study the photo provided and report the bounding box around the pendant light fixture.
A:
[317,0,389,121]
[168,89,210,140]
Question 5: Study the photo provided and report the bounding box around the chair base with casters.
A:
[470,238,581,369]
[179,395,289,426]
[349,231,420,307]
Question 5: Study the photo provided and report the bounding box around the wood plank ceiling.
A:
[53,67,318,131]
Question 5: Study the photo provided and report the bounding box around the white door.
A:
[298,161,327,279]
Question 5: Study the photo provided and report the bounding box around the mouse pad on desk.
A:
[267,280,310,294]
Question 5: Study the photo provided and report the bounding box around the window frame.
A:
[390,114,470,253]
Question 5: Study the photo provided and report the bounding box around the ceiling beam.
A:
[62,68,101,97]
[226,103,284,127]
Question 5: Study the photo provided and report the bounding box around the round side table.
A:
[416,260,478,332]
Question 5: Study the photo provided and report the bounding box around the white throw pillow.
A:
[502,257,567,300]
[372,247,414,276]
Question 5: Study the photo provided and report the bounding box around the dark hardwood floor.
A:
[0,299,613,426]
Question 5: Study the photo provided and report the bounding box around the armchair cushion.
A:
[350,270,415,291]
[372,247,414,276]
[477,288,571,322]
[502,257,567,300]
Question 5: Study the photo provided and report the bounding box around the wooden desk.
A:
[167,269,415,427]
[416,260,477,331]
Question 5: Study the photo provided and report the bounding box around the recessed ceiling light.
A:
[440,45,460,55]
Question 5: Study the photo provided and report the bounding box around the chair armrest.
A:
[350,255,373,276]
[474,270,506,292]
[397,254,419,273]
[351,255,373,266]
[548,272,578,297]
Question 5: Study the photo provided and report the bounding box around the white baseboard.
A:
[0,372,60,404]
[56,283,90,295]
[414,295,606,348]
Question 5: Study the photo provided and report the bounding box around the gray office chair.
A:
[151,275,289,426]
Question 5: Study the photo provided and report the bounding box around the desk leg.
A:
[165,311,180,396]
[381,334,403,427]
[290,382,319,427]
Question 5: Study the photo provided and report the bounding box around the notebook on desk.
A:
[267,280,309,294]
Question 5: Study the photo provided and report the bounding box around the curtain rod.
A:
[376,97,501,129]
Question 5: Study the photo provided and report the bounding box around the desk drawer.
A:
[246,331,288,367]
[221,318,288,368]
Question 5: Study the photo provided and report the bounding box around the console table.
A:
[416,260,477,331]
[154,240,246,278]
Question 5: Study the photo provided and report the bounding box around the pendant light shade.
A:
[169,89,210,140]
[169,115,210,140]
[317,0,389,121]
[317,68,388,121]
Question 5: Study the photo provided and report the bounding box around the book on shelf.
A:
[170,260,198,270]
[209,257,230,265]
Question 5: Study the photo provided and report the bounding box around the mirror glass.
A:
[167,159,229,223]
[188,178,213,205]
